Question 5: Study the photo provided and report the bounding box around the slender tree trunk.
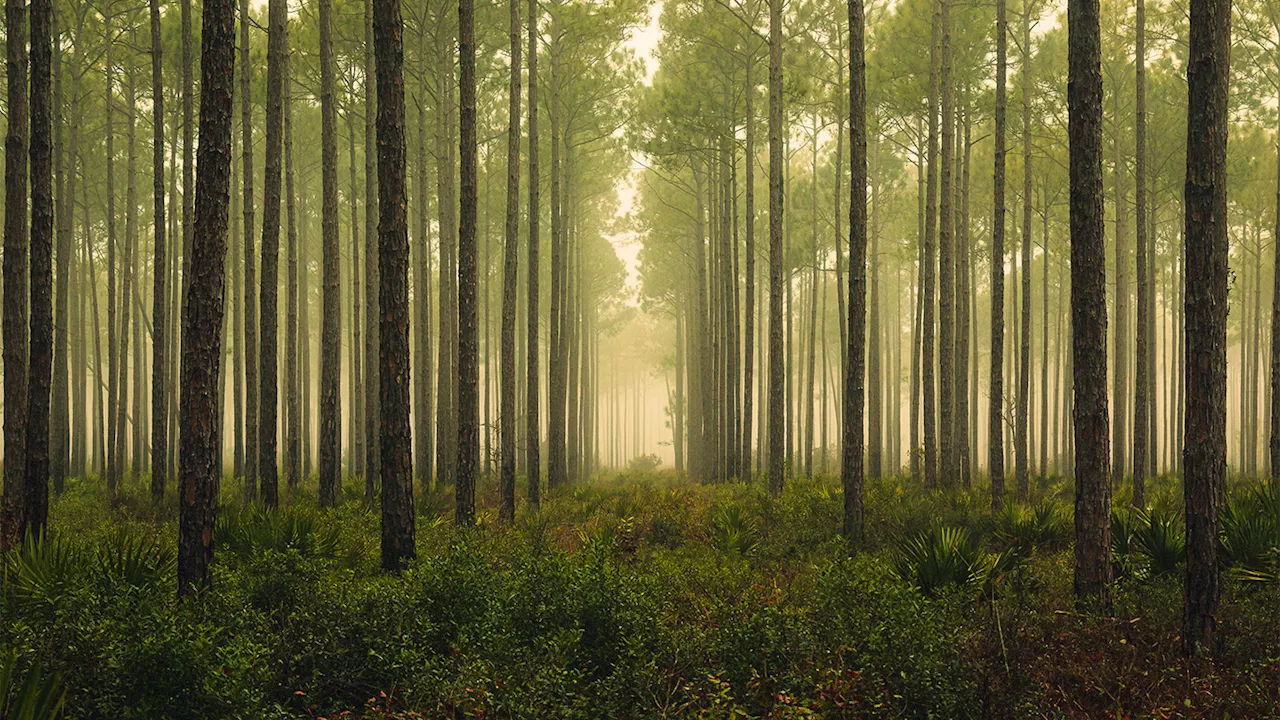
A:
[843,0,867,545]
[1182,0,1229,654]
[989,0,1007,508]
[150,0,168,501]
[240,0,257,501]
[938,0,955,486]
[178,0,235,596]
[526,0,541,504]
[1068,0,1112,605]
[456,0,479,524]
[767,0,785,496]
[50,15,67,495]
[1132,0,1149,504]
[499,0,522,523]
[922,0,941,489]
[317,0,342,507]
[1017,1,1032,500]
[364,0,381,502]
[413,14,433,494]
[258,0,286,507]
[957,105,972,488]
[285,50,300,491]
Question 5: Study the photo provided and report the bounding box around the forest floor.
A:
[3,467,1280,718]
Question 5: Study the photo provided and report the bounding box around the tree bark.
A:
[499,0,522,524]
[843,0,867,545]
[767,0,785,496]
[364,0,381,502]
[456,0,479,525]
[526,0,541,503]
[24,0,54,537]
[150,0,168,502]
[1068,0,1112,606]
[1132,0,1148,505]
[989,0,1007,508]
[318,0,342,507]
[4,0,29,516]
[258,0,287,507]
[240,0,257,501]
[179,0,235,596]
[1182,0,1229,654]
[375,0,414,568]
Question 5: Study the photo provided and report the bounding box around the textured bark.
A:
[1132,0,1148,505]
[1068,0,1112,605]
[364,0,380,503]
[1182,0,1229,654]
[922,0,941,489]
[179,0,235,596]
[24,0,54,537]
[1272,68,1280,488]
[957,107,972,488]
[375,0,414,569]
[766,0,785,495]
[1017,2,1032,500]
[240,0,257,501]
[456,0,479,525]
[413,16,433,495]
[285,52,300,491]
[499,0,522,524]
[150,0,168,502]
[742,56,756,483]
[4,0,28,513]
[989,0,1007,509]
[937,0,955,487]
[1112,67,1130,489]
[51,17,67,496]
[526,0,541,504]
[843,0,867,546]
[258,0,287,507]
[318,0,342,507]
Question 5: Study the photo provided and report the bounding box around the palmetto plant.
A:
[1221,485,1280,583]
[0,651,65,720]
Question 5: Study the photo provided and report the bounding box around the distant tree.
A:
[499,0,523,524]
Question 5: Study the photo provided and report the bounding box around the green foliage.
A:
[0,651,65,720]
[1221,484,1280,582]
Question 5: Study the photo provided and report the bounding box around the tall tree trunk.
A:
[258,0,287,507]
[1068,0,1112,605]
[957,104,972,488]
[499,0,522,523]
[318,0,342,507]
[526,0,541,503]
[1112,61,1130,489]
[364,0,380,502]
[24,0,53,537]
[435,29,457,491]
[1017,1,1032,500]
[767,0,785,496]
[989,0,1007,508]
[456,0,479,524]
[150,0,168,501]
[375,0,414,568]
[938,0,955,487]
[1182,0,1229,654]
[178,0,235,596]
[413,14,433,494]
[843,0,867,545]
[240,0,257,501]
[1132,0,1148,505]
[50,14,67,495]
[285,49,300,491]
[4,0,29,504]
[922,0,941,489]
